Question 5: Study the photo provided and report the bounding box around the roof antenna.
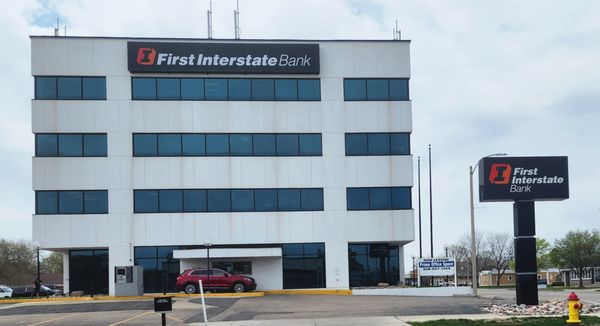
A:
[207,0,213,39]
[54,17,59,36]
[233,0,241,39]
[393,19,401,40]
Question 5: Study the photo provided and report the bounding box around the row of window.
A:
[344,79,409,101]
[35,77,106,100]
[33,76,410,102]
[132,77,321,101]
[134,188,324,213]
[35,134,107,157]
[133,133,321,157]
[346,187,412,210]
[345,133,410,156]
[35,187,412,214]
[36,190,108,214]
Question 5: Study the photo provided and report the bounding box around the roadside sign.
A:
[154,296,172,312]
[418,257,456,276]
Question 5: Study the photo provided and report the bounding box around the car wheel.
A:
[184,283,197,294]
[233,282,245,293]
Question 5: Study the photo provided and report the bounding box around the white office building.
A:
[31,36,414,295]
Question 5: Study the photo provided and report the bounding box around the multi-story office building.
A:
[31,36,413,295]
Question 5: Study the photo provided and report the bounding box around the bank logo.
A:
[489,163,512,185]
[136,48,156,65]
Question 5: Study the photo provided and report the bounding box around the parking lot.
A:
[1,288,598,325]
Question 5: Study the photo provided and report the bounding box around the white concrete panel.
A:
[169,214,196,245]
[145,214,172,246]
[70,215,97,246]
[321,77,342,102]
[288,213,314,242]
[93,101,119,132]
[325,242,349,288]
[108,77,131,101]
[68,39,95,75]
[241,215,267,243]
[110,190,131,214]
[319,43,354,77]
[110,133,132,157]
[195,214,221,244]
[144,159,170,188]
[324,187,346,211]
[108,245,133,295]
[132,215,146,245]
[287,158,312,186]
[251,258,283,290]
[311,212,336,242]
[96,214,121,246]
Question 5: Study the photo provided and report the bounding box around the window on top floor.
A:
[344,78,409,101]
[34,76,106,100]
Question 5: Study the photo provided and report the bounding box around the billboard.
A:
[479,156,569,202]
[418,257,456,276]
[127,42,320,74]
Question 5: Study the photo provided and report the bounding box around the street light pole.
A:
[36,246,41,298]
[469,153,507,297]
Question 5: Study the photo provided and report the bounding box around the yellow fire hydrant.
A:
[566,291,583,324]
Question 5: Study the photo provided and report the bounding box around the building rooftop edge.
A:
[29,35,411,43]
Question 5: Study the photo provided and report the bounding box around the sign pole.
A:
[161,313,166,326]
[417,260,421,287]
[454,256,458,287]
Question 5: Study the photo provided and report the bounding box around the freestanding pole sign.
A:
[479,156,569,305]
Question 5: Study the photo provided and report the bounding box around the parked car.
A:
[44,284,64,296]
[0,285,12,298]
[176,268,257,294]
[10,285,54,297]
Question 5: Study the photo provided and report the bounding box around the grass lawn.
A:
[408,316,600,326]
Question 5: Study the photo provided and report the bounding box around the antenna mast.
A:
[207,0,213,39]
[393,20,401,40]
[234,0,241,39]
[54,18,59,36]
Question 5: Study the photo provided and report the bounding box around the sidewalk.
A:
[192,314,506,326]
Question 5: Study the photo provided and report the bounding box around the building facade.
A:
[31,36,414,295]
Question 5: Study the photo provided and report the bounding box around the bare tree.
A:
[485,232,514,287]
[447,231,490,285]
[0,239,36,286]
[41,252,64,274]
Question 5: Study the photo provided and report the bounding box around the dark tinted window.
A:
[278,189,301,211]
[231,190,254,212]
[228,79,251,100]
[84,191,108,214]
[392,187,411,209]
[276,134,298,156]
[390,133,410,155]
[134,247,156,259]
[389,79,409,100]
[230,134,253,156]
[299,134,321,156]
[132,78,156,100]
[36,134,58,157]
[181,78,204,100]
[301,188,324,211]
[159,190,183,213]
[253,134,276,156]
[83,134,107,156]
[366,79,389,100]
[36,191,58,214]
[282,243,325,289]
[58,134,82,157]
[35,77,57,99]
[347,188,369,210]
[345,134,368,155]
[255,189,277,211]
[82,77,106,100]
[182,134,205,156]
[59,191,84,214]
[298,79,320,100]
[205,79,227,100]
[183,190,207,212]
[275,79,297,100]
[370,187,391,209]
[157,78,180,100]
[158,134,182,156]
[133,134,157,156]
[368,134,390,155]
[57,77,82,99]
[134,190,159,213]
[207,190,231,212]
[252,79,274,100]
[344,79,366,100]
[206,134,229,156]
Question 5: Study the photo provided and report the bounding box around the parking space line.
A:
[108,311,153,326]
[27,313,78,326]
[167,315,185,322]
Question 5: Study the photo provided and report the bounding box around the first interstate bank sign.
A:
[127,42,320,74]
[479,156,569,202]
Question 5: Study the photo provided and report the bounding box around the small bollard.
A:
[566,291,582,324]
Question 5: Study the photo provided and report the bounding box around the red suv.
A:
[176,268,257,294]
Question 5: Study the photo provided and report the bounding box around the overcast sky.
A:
[1,0,599,271]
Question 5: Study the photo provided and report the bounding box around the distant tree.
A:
[536,238,552,270]
[485,232,513,287]
[0,239,36,286]
[550,229,600,288]
[447,231,490,285]
[41,252,63,274]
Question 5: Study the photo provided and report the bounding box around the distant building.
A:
[559,267,600,286]
[479,269,560,286]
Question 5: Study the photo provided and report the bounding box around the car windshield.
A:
[40,285,51,290]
